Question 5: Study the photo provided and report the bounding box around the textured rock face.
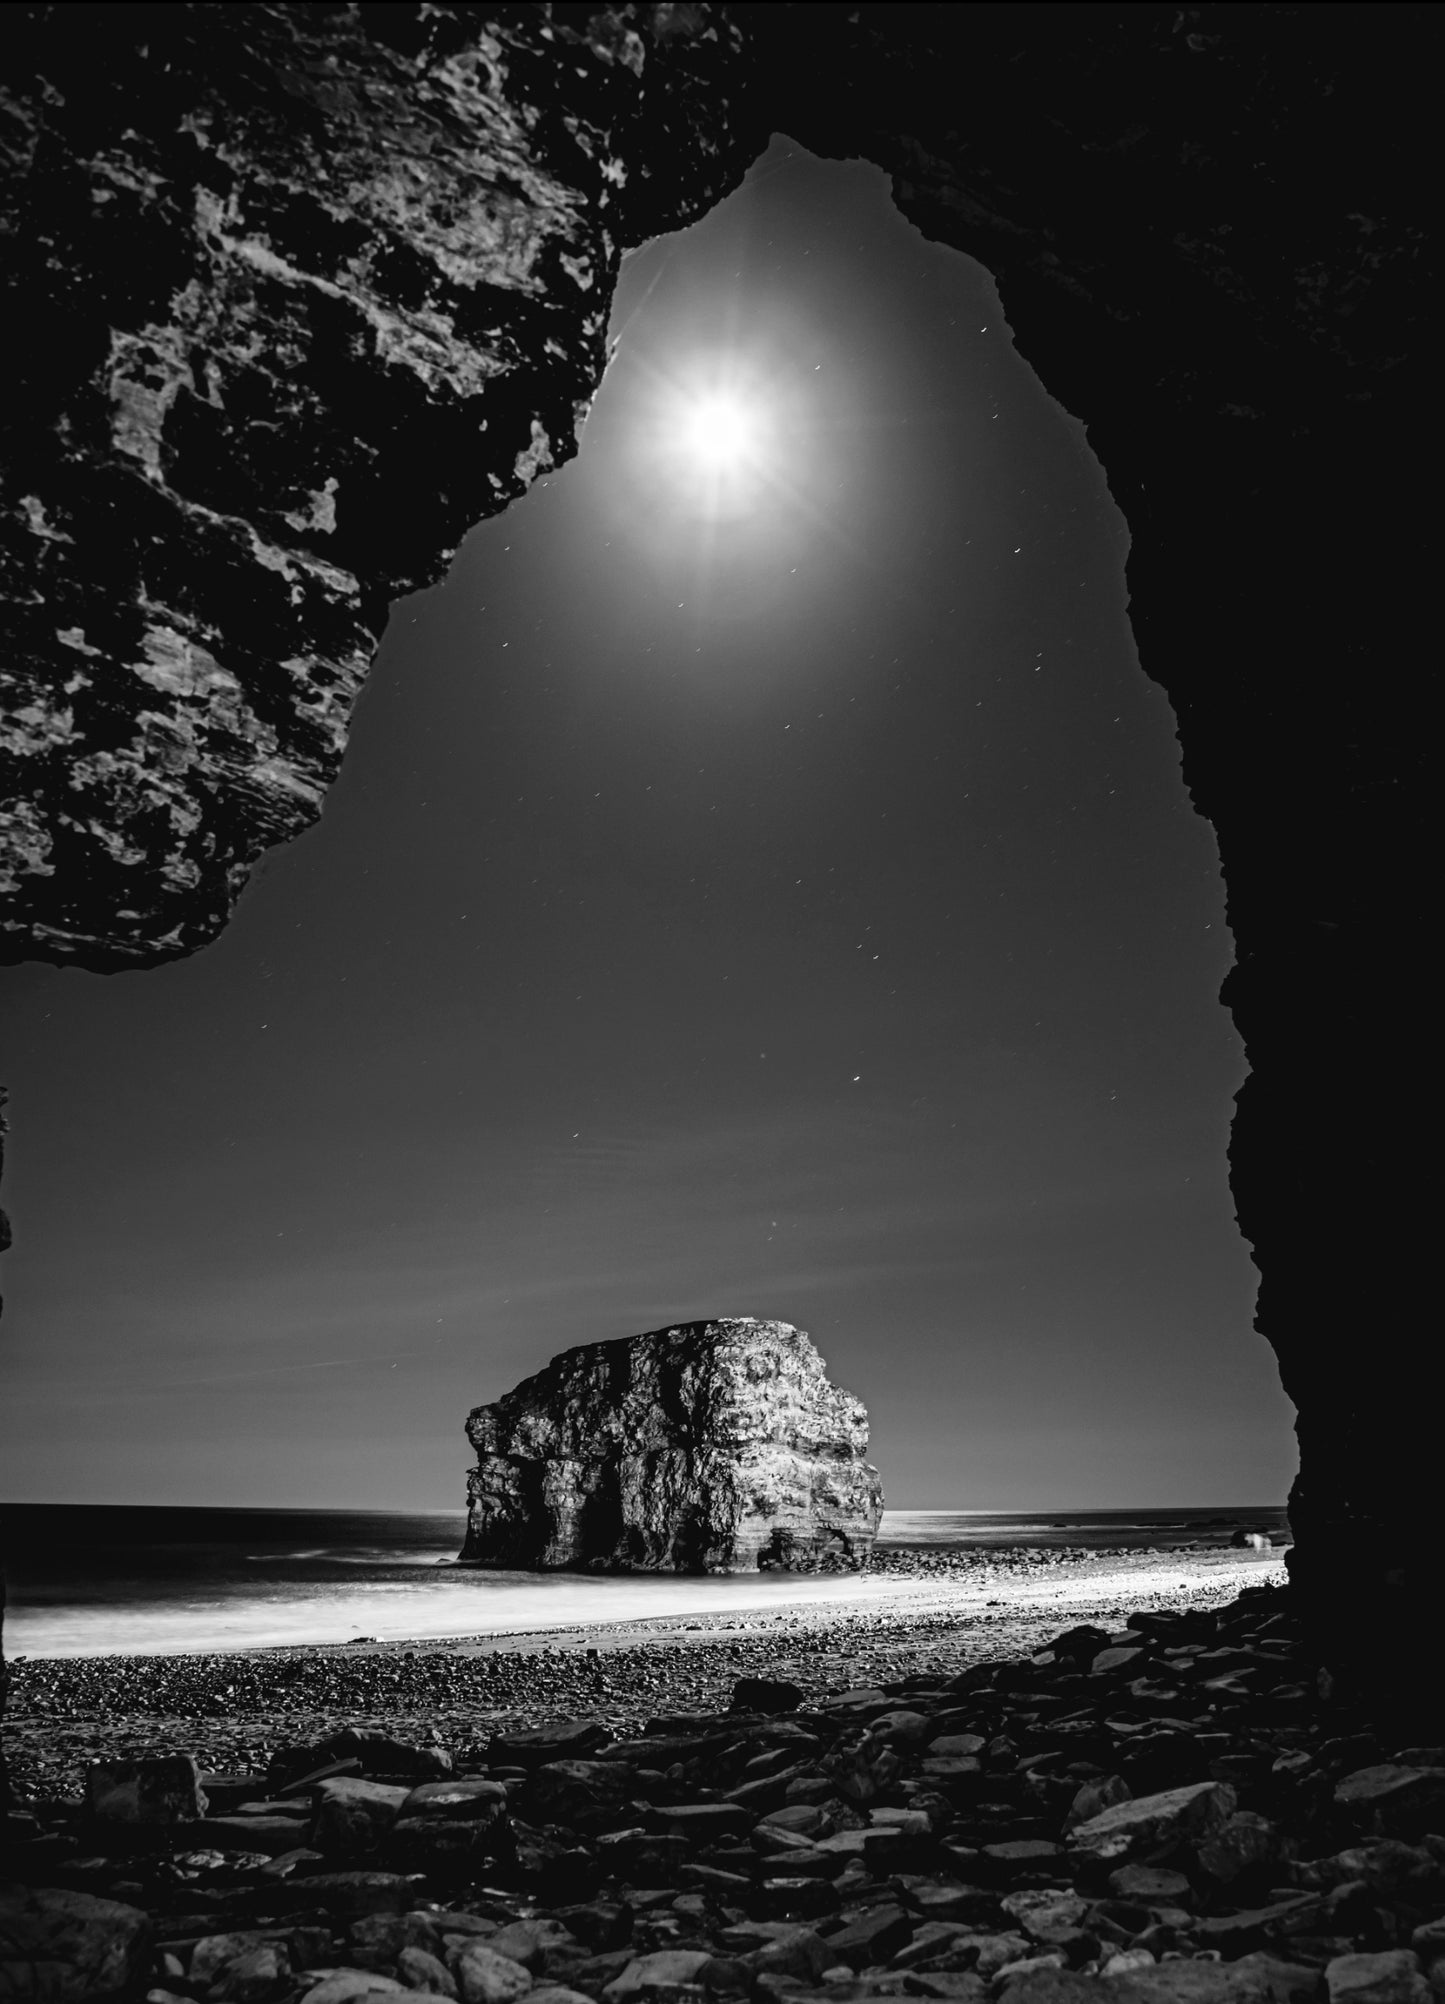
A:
[0,2,762,967]
[460,1318,884,1572]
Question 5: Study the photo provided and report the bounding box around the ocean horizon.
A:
[0,1502,1290,1658]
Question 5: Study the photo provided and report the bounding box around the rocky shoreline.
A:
[4,1551,1277,1800]
[16,1546,1441,2004]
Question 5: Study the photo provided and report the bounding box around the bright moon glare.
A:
[616,319,826,534]
[679,394,758,474]
[628,350,791,525]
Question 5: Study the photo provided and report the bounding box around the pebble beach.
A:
[8,1534,1445,2004]
[6,1545,1285,1799]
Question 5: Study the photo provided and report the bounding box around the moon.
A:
[622,351,785,526]
[602,309,836,551]
[678,392,759,476]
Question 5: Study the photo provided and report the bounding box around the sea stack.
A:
[459,1317,885,1573]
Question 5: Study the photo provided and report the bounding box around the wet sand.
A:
[453,1546,1286,1653]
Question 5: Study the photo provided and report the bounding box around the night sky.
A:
[0,142,1293,1512]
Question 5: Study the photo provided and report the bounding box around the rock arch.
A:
[0,3,1433,1719]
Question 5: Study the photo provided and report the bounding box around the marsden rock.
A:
[459,1317,884,1572]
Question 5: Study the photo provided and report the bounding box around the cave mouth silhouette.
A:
[0,4,1433,1736]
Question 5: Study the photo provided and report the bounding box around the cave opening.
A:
[0,3,1432,1729]
[0,137,1285,1652]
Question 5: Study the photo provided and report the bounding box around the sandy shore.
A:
[451,1547,1287,1654]
[5,1546,1286,1799]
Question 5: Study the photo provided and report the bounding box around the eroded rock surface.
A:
[460,1317,884,1572]
[0,1,761,967]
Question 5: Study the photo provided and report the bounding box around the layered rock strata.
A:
[460,1317,884,1572]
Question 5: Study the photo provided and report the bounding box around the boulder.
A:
[655,1803,754,1844]
[1196,1813,1284,1884]
[84,1752,206,1827]
[978,1839,1066,1881]
[300,1978,408,2004]
[325,1730,453,1780]
[1067,1781,1237,1863]
[1223,1958,1324,2004]
[0,1885,152,2003]
[1107,1868,1193,1905]
[487,1922,579,1974]
[1324,1954,1432,2004]
[731,1677,805,1715]
[900,1881,999,1925]
[1316,1843,1441,1899]
[388,1815,512,1879]
[755,1875,842,1920]
[1066,1777,1133,1833]
[822,1740,904,1805]
[1000,1891,1090,1939]
[348,1913,445,1970]
[458,1319,883,1571]
[740,1938,817,1983]
[267,1732,450,1791]
[1109,1962,1282,2004]
[759,1803,833,1838]
[991,1971,1099,2004]
[195,1813,317,1855]
[870,1711,933,1746]
[491,1723,611,1769]
[209,1940,294,2000]
[1042,1627,1113,1664]
[450,1942,534,2004]
[1188,1897,1326,1954]
[310,1778,413,1858]
[997,1954,1070,1988]
[272,1872,415,1918]
[551,1904,633,1955]
[397,1947,460,1996]
[529,1761,633,1833]
[602,1951,716,2001]
[401,1778,510,1823]
[1092,1649,1148,1677]
[823,1905,915,1969]
[1333,1769,1445,1841]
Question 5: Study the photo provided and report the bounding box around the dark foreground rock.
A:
[0,1884,151,2001]
[459,1320,884,1574]
[2,1582,1440,2004]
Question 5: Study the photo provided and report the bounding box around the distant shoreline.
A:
[0,1500,1291,1519]
[6,1537,1288,1662]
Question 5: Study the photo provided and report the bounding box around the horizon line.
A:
[0,1498,1291,1516]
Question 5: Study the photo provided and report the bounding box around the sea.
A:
[0,1504,1291,1659]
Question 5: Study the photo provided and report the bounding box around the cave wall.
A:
[749,3,1435,1711]
[0,2,1434,1714]
[0,0,765,967]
